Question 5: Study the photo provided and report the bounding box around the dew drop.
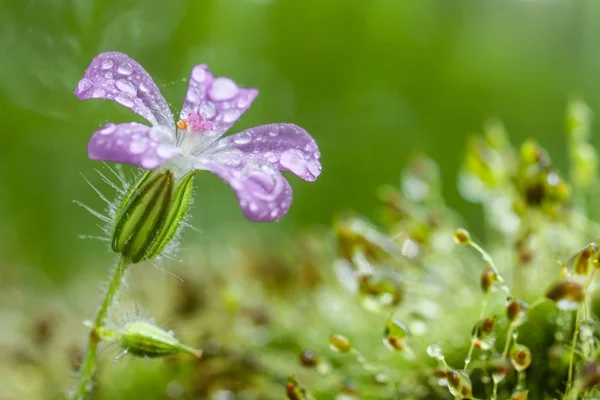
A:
[187,88,200,103]
[269,130,279,137]
[280,149,307,176]
[233,132,252,145]
[100,124,116,135]
[200,101,217,119]
[116,79,137,96]
[141,156,161,169]
[264,152,278,163]
[139,81,150,93]
[129,140,148,154]
[92,88,106,98]
[104,72,113,79]
[117,62,133,75]
[249,202,259,213]
[77,78,93,92]
[270,208,280,219]
[314,150,321,159]
[223,109,241,123]
[191,65,207,82]
[101,59,114,70]
[426,343,443,360]
[237,95,253,108]
[307,160,322,178]
[115,92,134,107]
[209,78,238,101]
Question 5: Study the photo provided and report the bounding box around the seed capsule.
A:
[545,280,585,311]
[447,369,473,399]
[509,344,532,372]
[481,266,497,293]
[329,334,351,353]
[286,376,307,400]
[574,246,593,276]
[454,228,471,245]
[299,349,318,367]
[506,299,528,326]
[383,319,409,351]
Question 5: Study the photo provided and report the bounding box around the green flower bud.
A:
[99,320,201,359]
[454,228,471,245]
[112,170,196,263]
[286,376,307,400]
[447,369,473,399]
[383,319,409,351]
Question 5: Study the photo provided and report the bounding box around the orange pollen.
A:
[177,120,189,130]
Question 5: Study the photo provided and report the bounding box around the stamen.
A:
[176,120,189,130]
[187,111,213,133]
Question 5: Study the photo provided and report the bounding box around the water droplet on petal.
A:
[200,101,216,119]
[187,88,200,103]
[249,202,259,213]
[92,88,106,98]
[209,78,238,101]
[307,160,321,178]
[191,65,207,82]
[141,156,161,169]
[313,151,321,159]
[101,59,114,70]
[270,208,280,219]
[233,132,252,145]
[223,109,241,123]
[237,96,253,108]
[104,72,113,79]
[117,62,133,75]
[269,130,279,137]
[100,124,116,135]
[129,140,148,154]
[280,149,307,176]
[264,152,278,163]
[139,81,150,93]
[116,79,137,96]
[77,78,93,92]
[115,92,134,107]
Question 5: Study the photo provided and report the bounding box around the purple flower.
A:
[75,52,321,222]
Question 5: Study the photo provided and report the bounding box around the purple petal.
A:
[216,124,322,181]
[195,159,293,222]
[181,64,258,140]
[75,52,175,131]
[88,122,182,169]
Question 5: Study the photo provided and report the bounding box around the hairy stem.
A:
[72,256,129,400]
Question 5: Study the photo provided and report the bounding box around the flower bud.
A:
[112,170,196,263]
[329,334,351,353]
[454,228,471,245]
[100,320,201,359]
[545,280,585,311]
[574,246,593,276]
[509,344,532,372]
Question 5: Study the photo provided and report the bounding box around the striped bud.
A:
[112,170,196,263]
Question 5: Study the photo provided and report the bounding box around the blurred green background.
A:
[1,0,600,282]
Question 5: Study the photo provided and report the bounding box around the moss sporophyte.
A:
[70,52,322,400]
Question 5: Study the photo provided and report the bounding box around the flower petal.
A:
[195,159,292,222]
[88,122,182,169]
[181,64,258,141]
[215,124,322,181]
[75,52,175,131]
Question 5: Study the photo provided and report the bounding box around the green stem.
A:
[72,256,129,400]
